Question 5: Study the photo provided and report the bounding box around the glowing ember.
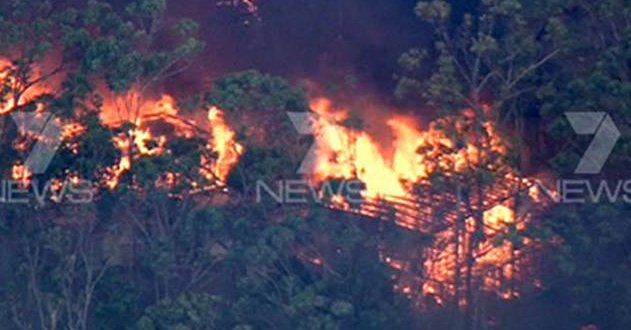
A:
[11,163,32,187]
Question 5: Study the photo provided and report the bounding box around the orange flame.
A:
[0,58,54,115]
[201,106,244,185]
[1,57,243,191]
[307,97,541,304]
[100,92,242,190]
[11,163,32,187]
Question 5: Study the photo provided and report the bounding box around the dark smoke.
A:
[103,0,482,107]
[165,0,429,100]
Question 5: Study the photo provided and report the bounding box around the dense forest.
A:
[1,0,630,329]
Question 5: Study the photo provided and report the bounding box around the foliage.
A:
[2,0,631,330]
[208,71,311,193]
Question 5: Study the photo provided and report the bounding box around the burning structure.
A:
[0,1,563,328]
[0,50,546,310]
[4,1,631,329]
[301,96,546,307]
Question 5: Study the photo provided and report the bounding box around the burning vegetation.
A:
[1,48,545,310]
[2,0,629,329]
[303,96,546,307]
[1,58,243,193]
[97,91,243,190]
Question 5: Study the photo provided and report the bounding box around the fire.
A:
[309,98,410,198]
[0,58,54,115]
[1,57,82,189]
[99,91,242,190]
[98,92,187,189]
[0,56,243,192]
[201,106,244,184]
[11,163,32,187]
[421,201,532,303]
[1,57,84,189]
[1,53,543,307]
[100,93,182,130]
[307,97,541,305]
[307,98,508,199]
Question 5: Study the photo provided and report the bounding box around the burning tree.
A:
[2,0,629,329]
[0,0,251,196]
[302,94,544,316]
[394,0,562,327]
[205,70,311,194]
[0,2,235,329]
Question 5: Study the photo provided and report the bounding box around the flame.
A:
[1,54,544,306]
[100,92,242,190]
[201,106,244,184]
[0,58,54,115]
[307,97,541,305]
[308,98,508,199]
[309,98,409,197]
[1,55,243,192]
[11,163,32,187]
[1,57,83,186]
[100,93,181,129]
[99,92,184,189]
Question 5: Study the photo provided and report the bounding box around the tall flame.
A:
[202,106,244,184]
[307,97,540,305]
[0,54,543,305]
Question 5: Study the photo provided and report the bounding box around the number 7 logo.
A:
[565,112,621,174]
[10,111,63,174]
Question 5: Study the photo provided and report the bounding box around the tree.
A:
[397,1,563,328]
[136,293,225,330]
[207,70,310,194]
[0,2,207,329]
[535,1,631,329]
[224,208,414,330]
[0,204,113,330]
